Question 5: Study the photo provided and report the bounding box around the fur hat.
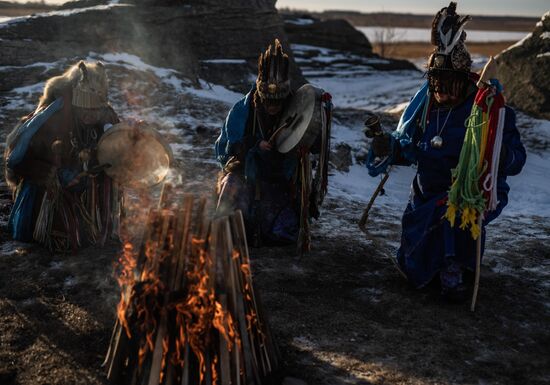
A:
[256,39,291,101]
[427,2,472,74]
[72,61,109,109]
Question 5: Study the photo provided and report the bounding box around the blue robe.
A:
[215,90,299,245]
[368,88,526,288]
[6,98,64,242]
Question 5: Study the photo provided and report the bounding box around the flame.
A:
[159,334,169,383]
[116,242,137,338]
[113,210,249,384]
[135,237,165,368]
[171,238,242,384]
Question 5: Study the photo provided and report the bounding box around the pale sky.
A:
[277,0,548,17]
[12,0,549,18]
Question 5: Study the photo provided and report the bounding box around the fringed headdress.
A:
[72,61,109,109]
[256,39,291,101]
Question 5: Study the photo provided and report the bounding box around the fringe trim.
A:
[72,88,108,109]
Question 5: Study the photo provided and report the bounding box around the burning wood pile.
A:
[103,194,279,385]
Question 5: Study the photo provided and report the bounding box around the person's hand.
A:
[371,133,392,157]
[259,140,273,151]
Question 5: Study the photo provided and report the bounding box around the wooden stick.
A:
[230,212,277,378]
[229,214,263,373]
[218,294,231,385]
[181,343,190,385]
[175,195,194,291]
[102,319,120,368]
[105,320,128,382]
[222,219,249,385]
[359,169,391,233]
[147,315,168,385]
[471,215,483,312]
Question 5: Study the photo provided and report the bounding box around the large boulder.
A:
[282,14,417,72]
[496,12,550,119]
[283,14,372,56]
[0,0,304,93]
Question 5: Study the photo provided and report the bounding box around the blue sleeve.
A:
[214,92,252,168]
[7,98,64,169]
[214,120,230,167]
[499,107,526,177]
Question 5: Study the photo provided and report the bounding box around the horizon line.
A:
[276,7,544,19]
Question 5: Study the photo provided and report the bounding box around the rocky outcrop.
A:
[330,143,353,172]
[0,0,304,93]
[282,14,417,72]
[496,12,550,120]
[284,14,372,56]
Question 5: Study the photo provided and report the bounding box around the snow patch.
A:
[184,79,242,105]
[291,44,333,55]
[329,164,413,209]
[285,18,315,26]
[541,32,550,40]
[0,3,132,29]
[501,33,532,54]
[308,70,423,112]
[88,52,186,93]
[0,61,61,73]
[2,81,45,113]
[504,151,550,218]
[202,59,248,64]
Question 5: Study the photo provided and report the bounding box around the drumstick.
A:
[268,113,297,146]
[66,163,112,188]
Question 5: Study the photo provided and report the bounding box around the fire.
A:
[159,334,169,383]
[116,242,137,338]
[106,205,276,385]
[171,239,242,384]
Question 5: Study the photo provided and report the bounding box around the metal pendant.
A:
[430,135,444,148]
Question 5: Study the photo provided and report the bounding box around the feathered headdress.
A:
[256,39,291,100]
[428,2,472,73]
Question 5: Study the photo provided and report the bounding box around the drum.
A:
[97,122,173,188]
[275,84,324,154]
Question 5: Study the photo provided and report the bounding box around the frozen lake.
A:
[358,26,530,43]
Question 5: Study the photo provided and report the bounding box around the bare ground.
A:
[0,62,549,385]
[373,42,516,62]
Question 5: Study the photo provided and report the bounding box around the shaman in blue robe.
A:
[368,85,526,288]
[215,89,300,246]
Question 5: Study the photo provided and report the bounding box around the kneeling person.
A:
[366,3,526,301]
[215,39,331,250]
[4,60,121,252]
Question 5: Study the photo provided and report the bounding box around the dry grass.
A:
[374,41,516,60]
[0,7,54,17]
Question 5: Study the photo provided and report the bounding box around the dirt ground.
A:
[373,42,515,61]
[1,112,549,385]
[0,59,549,384]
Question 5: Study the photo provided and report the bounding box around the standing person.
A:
[367,2,526,301]
[4,60,121,252]
[215,39,331,250]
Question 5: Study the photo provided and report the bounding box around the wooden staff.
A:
[358,168,392,233]
[471,215,483,312]
[470,57,497,312]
